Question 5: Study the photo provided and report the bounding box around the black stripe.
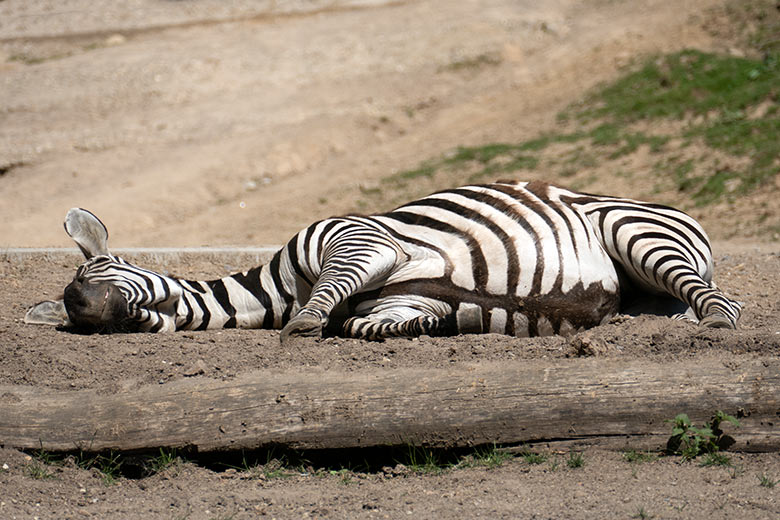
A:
[206,279,236,319]
[286,234,314,286]
[385,210,488,292]
[490,184,549,294]
[269,250,295,327]
[181,293,194,327]
[433,187,523,294]
[231,267,274,329]
[402,194,514,293]
[189,291,211,330]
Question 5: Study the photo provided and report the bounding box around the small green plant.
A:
[517,446,548,465]
[700,452,733,467]
[76,451,123,485]
[758,473,779,488]
[27,460,56,480]
[27,447,59,480]
[632,506,655,519]
[329,468,354,485]
[665,411,740,461]
[402,445,448,475]
[223,453,263,480]
[234,449,301,480]
[622,450,657,464]
[261,457,296,480]
[566,451,585,469]
[31,447,59,465]
[464,444,514,469]
[146,447,181,475]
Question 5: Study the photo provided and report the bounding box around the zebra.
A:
[25,181,742,341]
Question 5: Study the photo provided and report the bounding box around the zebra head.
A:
[25,208,182,333]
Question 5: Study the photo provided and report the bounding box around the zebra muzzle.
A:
[63,279,128,330]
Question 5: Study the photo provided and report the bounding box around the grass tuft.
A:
[622,450,657,464]
[362,48,778,219]
[566,451,585,469]
[758,473,779,488]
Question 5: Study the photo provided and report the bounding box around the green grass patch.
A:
[570,50,777,122]
[393,164,437,181]
[75,450,123,485]
[456,444,515,470]
[758,473,779,488]
[622,450,658,464]
[569,49,779,200]
[369,48,778,214]
[27,460,57,480]
[400,445,449,475]
[566,451,585,469]
[519,449,549,465]
[146,447,184,475]
[699,452,733,468]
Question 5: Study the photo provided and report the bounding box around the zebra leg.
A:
[341,302,488,339]
[342,312,454,340]
[280,225,402,342]
[645,261,741,329]
[591,208,742,328]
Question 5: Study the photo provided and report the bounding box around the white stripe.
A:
[489,308,507,334]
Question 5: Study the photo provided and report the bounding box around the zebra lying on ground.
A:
[25,181,742,341]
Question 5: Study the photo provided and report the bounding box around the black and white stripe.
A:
[62,181,742,339]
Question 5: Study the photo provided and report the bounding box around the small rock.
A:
[569,333,610,357]
[183,359,207,377]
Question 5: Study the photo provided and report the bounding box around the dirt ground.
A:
[0,244,779,519]
[2,0,780,518]
[1,0,759,248]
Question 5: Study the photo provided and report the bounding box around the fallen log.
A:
[1,356,777,453]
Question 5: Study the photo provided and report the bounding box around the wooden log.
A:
[1,356,778,453]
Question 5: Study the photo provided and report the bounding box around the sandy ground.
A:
[1,0,735,248]
[2,0,780,518]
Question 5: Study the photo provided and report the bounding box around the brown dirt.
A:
[2,0,780,518]
[1,244,779,519]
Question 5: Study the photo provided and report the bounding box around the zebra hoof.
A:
[698,313,735,330]
[280,315,323,343]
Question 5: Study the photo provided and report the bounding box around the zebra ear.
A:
[24,299,71,327]
[64,208,110,259]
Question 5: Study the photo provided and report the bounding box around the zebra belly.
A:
[349,277,620,337]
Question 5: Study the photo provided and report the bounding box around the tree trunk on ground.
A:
[1,357,777,453]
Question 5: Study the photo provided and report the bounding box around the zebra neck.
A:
[176,253,297,330]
